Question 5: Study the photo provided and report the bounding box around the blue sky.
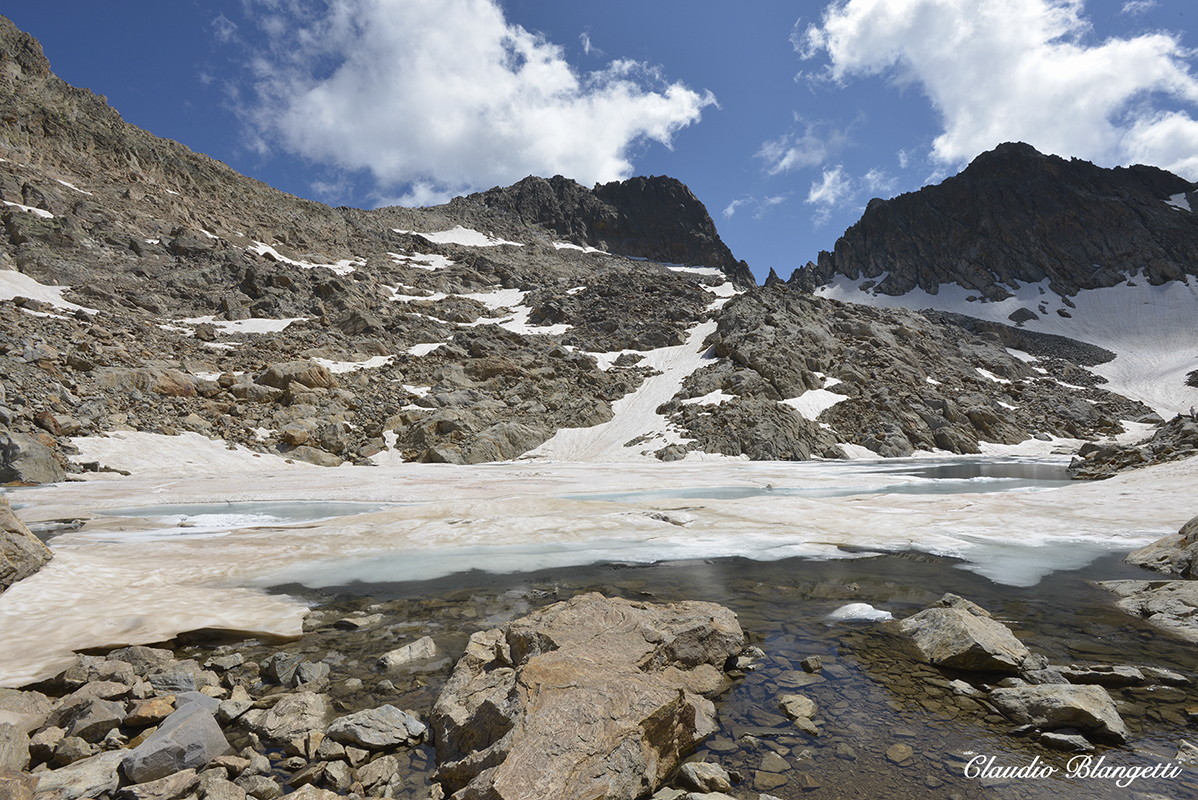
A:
[7,1,1198,283]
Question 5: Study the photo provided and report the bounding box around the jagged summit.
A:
[460,174,753,287]
[792,141,1198,298]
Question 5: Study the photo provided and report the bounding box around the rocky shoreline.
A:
[5,546,1198,800]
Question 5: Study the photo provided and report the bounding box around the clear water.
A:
[245,550,1198,800]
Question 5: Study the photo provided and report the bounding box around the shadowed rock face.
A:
[791,142,1198,298]
[431,593,746,800]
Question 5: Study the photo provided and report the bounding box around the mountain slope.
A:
[0,16,1174,482]
[792,143,1198,418]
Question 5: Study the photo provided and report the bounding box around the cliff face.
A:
[462,174,754,288]
[792,142,1198,298]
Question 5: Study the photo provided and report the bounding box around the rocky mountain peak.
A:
[791,141,1198,298]
[462,173,754,287]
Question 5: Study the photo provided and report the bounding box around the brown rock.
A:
[432,593,746,800]
[894,607,1029,673]
[0,495,52,591]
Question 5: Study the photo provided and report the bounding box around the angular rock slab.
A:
[122,703,232,783]
[0,495,52,591]
[35,750,124,800]
[894,607,1029,673]
[327,705,426,750]
[432,593,746,800]
[988,684,1129,743]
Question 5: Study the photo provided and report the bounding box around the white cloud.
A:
[805,165,854,225]
[800,0,1198,178]
[212,14,239,44]
[1121,0,1157,15]
[722,199,747,218]
[756,119,851,175]
[238,0,714,203]
[863,167,897,195]
[723,194,790,220]
[579,32,604,57]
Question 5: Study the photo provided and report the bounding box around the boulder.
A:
[0,496,52,591]
[0,770,37,800]
[1100,579,1198,643]
[1125,514,1198,577]
[121,703,232,783]
[379,636,437,669]
[35,749,124,800]
[988,684,1129,743]
[239,691,331,744]
[0,688,51,733]
[0,430,63,485]
[432,592,746,800]
[256,361,337,391]
[893,607,1029,673]
[326,705,426,750]
[119,768,200,800]
[0,723,29,771]
[676,762,732,793]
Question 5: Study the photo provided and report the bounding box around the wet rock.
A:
[1038,730,1095,752]
[886,743,914,765]
[432,593,746,800]
[677,761,732,793]
[988,684,1128,743]
[894,607,1030,673]
[1099,580,1198,643]
[326,705,426,750]
[0,495,53,590]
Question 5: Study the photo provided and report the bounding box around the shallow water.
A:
[218,548,1198,800]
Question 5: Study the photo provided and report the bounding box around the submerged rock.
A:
[431,592,746,800]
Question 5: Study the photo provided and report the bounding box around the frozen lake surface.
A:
[2,449,1195,686]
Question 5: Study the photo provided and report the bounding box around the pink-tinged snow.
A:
[393,226,524,247]
[0,270,96,313]
[816,276,1198,417]
[5,444,1196,687]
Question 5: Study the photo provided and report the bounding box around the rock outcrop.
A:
[0,495,51,592]
[1125,513,1198,576]
[792,141,1198,297]
[1070,415,1198,479]
[431,593,747,800]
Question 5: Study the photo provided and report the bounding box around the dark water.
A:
[199,547,1198,800]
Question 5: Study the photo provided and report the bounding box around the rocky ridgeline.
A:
[662,288,1154,460]
[4,588,1195,800]
[790,141,1198,302]
[1,13,1185,487]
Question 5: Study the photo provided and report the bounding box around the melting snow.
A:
[668,266,725,277]
[682,390,736,406]
[553,242,606,254]
[782,389,850,421]
[313,356,394,374]
[55,179,92,196]
[1166,193,1192,212]
[390,252,455,271]
[975,368,1011,384]
[817,276,1198,417]
[408,342,447,357]
[0,270,96,313]
[251,243,360,275]
[395,226,524,247]
[182,315,305,334]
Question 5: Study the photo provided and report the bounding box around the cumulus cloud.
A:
[237,0,714,204]
[800,0,1198,177]
[805,165,854,225]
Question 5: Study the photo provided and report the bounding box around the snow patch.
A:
[976,368,1011,385]
[251,242,360,275]
[782,389,849,421]
[0,271,96,313]
[2,201,53,219]
[313,356,394,374]
[408,342,447,357]
[390,252,455,271]
[182,315,304,334]
[681,390,736,407]
[395,226,523,247]
[668,266,724,277]
[1166,193,1191,211]
[55,179,92,196]
[553,242,606,254]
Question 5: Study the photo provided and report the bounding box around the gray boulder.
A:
[0,722,29,771]
[239,691,331,744]
[327,705,426,750]
[256,361,337,391]
[35,750,124,799]
[121,703,232,783]
[0,495,52,591]
[379,636,437,669]
[0,430,64,485]
[432,592,746,800]
[894,606,1029,673]
[677,762,732,793]
[119,768,200,800]
[1100,579,1198,643]
[988,684,1129,743]
[0,688,51,733]
[1125,514,1198,577]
